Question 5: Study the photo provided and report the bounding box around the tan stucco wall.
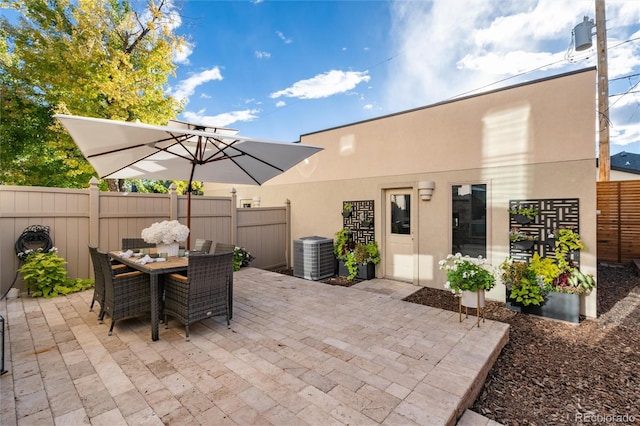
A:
[596,167,640,181]
[206,68,598,318]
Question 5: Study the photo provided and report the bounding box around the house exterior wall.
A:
[205,68,598,318]
[596,167,640,181]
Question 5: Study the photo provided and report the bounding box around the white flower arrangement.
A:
[141,220,189,245]
[438,252,496,293]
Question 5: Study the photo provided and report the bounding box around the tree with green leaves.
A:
[1,0,186,190]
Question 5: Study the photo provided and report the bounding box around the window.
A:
[390,194,411,234]
[452,184,486,257]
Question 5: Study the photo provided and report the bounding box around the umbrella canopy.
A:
[55,114,323,246]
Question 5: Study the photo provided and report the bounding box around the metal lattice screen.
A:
[342,200,375,245]
[509,198,580,267]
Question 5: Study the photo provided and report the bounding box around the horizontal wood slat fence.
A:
[596,180,640,264]
[0,180,290,295]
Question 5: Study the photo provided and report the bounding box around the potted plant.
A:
[503,251,595,323]
[334,229,380,281]
[508,206,539,224]
[439,253,496,308]
[342,202,353,218]
[141,220,190,257]
[500,257,546,308]
[232,246,255,271]
[359,211,374,227]
[509,227,538,250]
[348,241,381,280]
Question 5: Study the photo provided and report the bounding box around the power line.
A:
[447,36,640,102]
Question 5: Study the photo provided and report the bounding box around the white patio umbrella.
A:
[54,114,323,247]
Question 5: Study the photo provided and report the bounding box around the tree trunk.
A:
[106,178,124,192]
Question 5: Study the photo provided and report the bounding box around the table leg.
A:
[150,274,159,341]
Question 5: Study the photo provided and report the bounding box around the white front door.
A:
[384,189,414,282]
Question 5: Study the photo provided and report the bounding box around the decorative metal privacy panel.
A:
[342,200,375,245]
[509,198,580,266]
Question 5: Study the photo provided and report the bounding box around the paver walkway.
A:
[0,268,508,425]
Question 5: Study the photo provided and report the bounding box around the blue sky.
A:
[163,0,640,156]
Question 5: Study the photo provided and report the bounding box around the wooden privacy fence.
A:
[596,180,640,264]
[0,180,290,295]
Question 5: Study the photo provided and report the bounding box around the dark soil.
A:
[272,264,640,425]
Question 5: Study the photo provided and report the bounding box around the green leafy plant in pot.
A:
[343,241,381,281]
[500,258,546,306]
[342,202,353,218]
[508,206,539,220]
[438,253,497,293]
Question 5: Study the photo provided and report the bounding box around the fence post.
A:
[89,177,100,248]
[231,188,237,245]
[285,199,291,268]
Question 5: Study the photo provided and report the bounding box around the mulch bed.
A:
[272,264,640,424]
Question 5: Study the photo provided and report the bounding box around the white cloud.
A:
[182,109,260,128]
[384,0,640,111]
[171,67,223,102]
[275,100,286,107]
[276,31,292,44]
[174,41,194,65]
[255,51,271,59]
[457,50,567,75]
[270,70,371,100]
[363,104,373,110]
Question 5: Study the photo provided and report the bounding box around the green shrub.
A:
[233,247,255,271]
[18,248,93,298]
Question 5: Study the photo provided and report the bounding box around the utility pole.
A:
[596,0,610,181]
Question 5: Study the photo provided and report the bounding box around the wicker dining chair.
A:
[88,246,129,317]
[93,248,151,335]
[193,239,212,253]
[213,242,235,255]
[122,238,155,250]
[163,252,233,341]
[213,243,236,319]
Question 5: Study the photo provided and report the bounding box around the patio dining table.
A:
[109,252,187,341]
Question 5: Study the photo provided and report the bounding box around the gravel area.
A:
[274,264,640,425]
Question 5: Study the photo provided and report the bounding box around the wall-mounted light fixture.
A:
[418,181,435,201]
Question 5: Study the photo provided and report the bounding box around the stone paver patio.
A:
[0,268,508,425]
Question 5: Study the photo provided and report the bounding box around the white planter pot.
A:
[461,290,485,309]
[156,242,179,257]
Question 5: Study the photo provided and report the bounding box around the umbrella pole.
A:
[187,190,191,250]
[186,153,200,251]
